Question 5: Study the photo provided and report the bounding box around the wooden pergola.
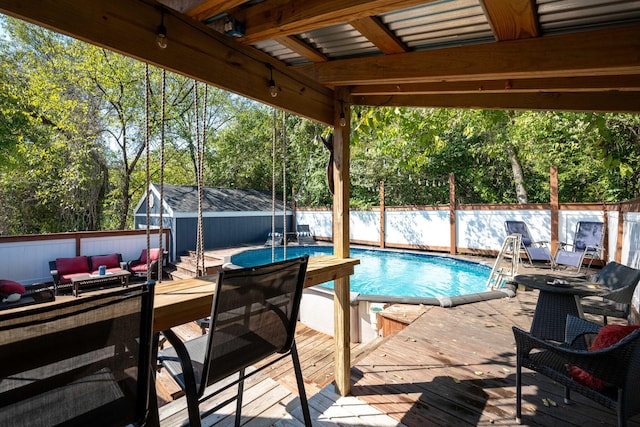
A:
[1,0,639,397]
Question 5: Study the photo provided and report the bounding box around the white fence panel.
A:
[457,210,551,251]
[0,239,76,285]
[385,210,449,247]
[350,211,380,242]
[296,211,332,239]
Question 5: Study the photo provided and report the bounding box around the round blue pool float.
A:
[231,246,515,307]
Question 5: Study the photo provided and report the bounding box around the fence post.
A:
[550,166,559,255]
[449,173,456,255]
[379,180,385,248]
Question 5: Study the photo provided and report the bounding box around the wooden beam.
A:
[295,25,640,85]
[350,75,640,95]
[275,36,328,62]
[0,0,335,125]
[352,92,640,113]
[185,0,250,22]
[349,16,407,54]
[236,0,436,44]
[480,0,538,41]
[332,87,351,397]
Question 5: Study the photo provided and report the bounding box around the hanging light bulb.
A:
[268,64,278,97]
[339,100,346,127]
[156,9,167,49]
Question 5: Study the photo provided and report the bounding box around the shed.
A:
[134,184,291,260]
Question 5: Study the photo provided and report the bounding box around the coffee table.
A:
[514,273,608,342]
[70,270,131,297]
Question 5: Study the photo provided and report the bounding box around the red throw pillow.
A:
[569,324,640,390]
[0,279,26,296]
[56,256,90,275]
[91,254,120,269]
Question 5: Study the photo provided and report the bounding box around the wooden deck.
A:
[350,288,640,427]
[157,260,640,426]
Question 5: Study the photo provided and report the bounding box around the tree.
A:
[0,17,105,233]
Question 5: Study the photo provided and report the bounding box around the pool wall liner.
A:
[355,282,517,307]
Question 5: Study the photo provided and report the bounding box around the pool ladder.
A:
[486,234,521,289]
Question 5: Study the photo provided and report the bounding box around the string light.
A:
[268,64,278,97]
[339,100,346,127]
[156,9,167,49]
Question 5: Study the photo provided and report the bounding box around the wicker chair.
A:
[0,282,156,426]
[580,262,640,324]
[513,315,640,427]
[158,256,311,427]
[126,248,166,280]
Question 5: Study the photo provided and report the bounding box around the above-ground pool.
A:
[231,246,514,306]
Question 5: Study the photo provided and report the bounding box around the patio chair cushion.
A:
[0,280,26,296]
[56,256,90,276]
[140,248,160,263]
[90,253,120,270]
[569,324,640,389]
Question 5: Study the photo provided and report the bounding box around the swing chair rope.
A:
[144,64,152,281]
[271,107,277,263]
[157,68,166,282]
[281,110,287,260]
[194,81,206,276]
[199,85,208,273]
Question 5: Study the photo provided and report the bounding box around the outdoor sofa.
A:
[49,253,127,295]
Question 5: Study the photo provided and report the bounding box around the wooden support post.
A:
[379,180,385,248]
[449,173,456,255]
[602,205,609,263]
[333,87,351,397]
[550,166,559,255]
[616,203,624,263]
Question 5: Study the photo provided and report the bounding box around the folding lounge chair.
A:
[504,220,552,265]
[296,224,315,245]
[265,229,283,246]
[554,221,604,274]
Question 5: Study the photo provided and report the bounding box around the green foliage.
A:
[1,16,638,235]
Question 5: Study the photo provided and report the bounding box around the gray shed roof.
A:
[154,184,286,213]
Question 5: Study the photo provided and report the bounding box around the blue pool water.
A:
[231,246,491,299]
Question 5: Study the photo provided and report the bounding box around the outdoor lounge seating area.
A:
[49,253,129,295]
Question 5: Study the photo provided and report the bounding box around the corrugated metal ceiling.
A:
[254,0,640,65]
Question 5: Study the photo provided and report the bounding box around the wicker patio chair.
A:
[126,248,166,280]
[158,256,312,427]
[0,282,156,427]
[513,315,640,427]
[580,261,640,324]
